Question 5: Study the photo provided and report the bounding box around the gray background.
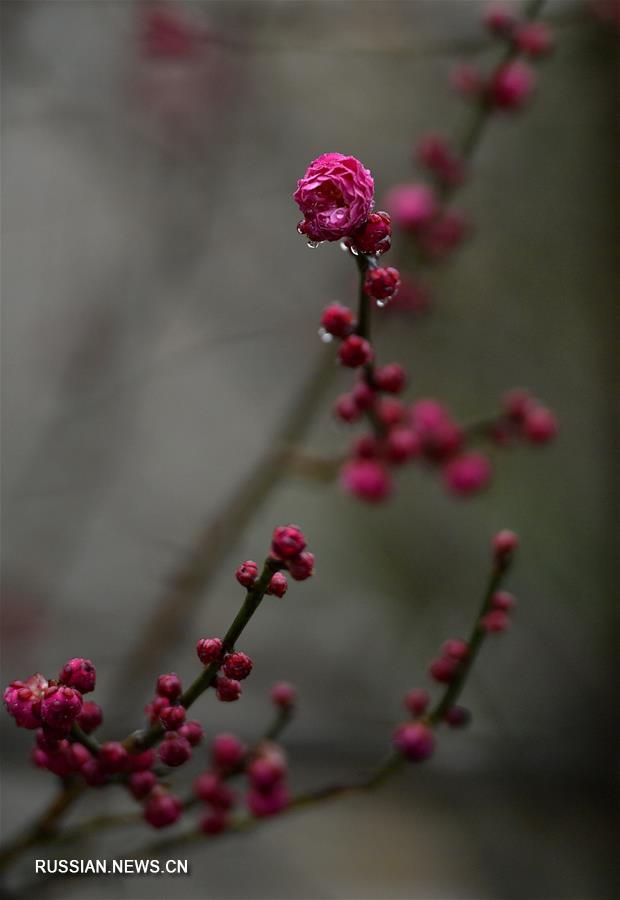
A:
[1,1,617,898]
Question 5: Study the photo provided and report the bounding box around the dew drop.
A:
[307,239,320,249]
[339,240,350,252]
[318,327,334,343]
[350,246,359,256]
[376,298,388,308]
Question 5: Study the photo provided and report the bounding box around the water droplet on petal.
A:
[318,327,333,344]
[376,298,388,308]
[307,239,320,249]
[339,240,350,252]
[350,246,359,256]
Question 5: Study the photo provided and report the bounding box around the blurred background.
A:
[1,1,618,898]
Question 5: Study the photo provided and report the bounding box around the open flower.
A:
[294,153,374,242]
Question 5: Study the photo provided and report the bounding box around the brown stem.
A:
[0,780,85,871]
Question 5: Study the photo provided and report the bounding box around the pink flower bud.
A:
[271,681,297,709]
[443,452,492,496]
[393,722,435,761]
[503,388,533,422]
[411,400,463,462]
[144,791,183,828]
[144,695,168,724]
[320,303,355,338]
[492,529,519,565]
[523,405,558,444]
[374,363,406,394]
[288,550,315,581]
[66,742,91,771]
[514,21,554,56]
[41,685,82,731]
[248,754,287,793]
[444,706,471,728]
[386,427,421,464]
[377,397,406,427]
[481,610,510,633]
[247,782,290,818]
[441,639,470,661]
[490,61,536,110]
[428,657,459,684]
[129,770,157,799]
[58,658,96,694]
[351,379,376,410]
[340,459,393,503]
[271,524,306,559]
[197,637,224,666]
[76,701,102,734]
[352,434,381,459]
[385,184,437,231]
[364,266,401,302]
[223,652,253,681]
[491,590,517,612]
[338,335,374,368]
[194,772,235,809]
[81,758,108,787]
[350,211,392,255]
[334,394,362,423]
[266,572,288,597]
[404,688,430,717]
[158,732,192,767]
[235,560,258,589]
[215,676,242,703]
[99,741,129,774]
[160,705,186,731]
[211,732,246,771]
[179,719,204,746]
[127,748,156,772]
[4,675,47,729]
[416,134,466,187]
[156,673,182,701]
[417,209,470,260]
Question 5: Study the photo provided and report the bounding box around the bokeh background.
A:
[1,1,618,898]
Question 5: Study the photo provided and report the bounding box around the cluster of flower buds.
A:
[268,524,315,592]
[382,7,553,281]
[192,680,296,835]
[295,151,557,506]
[493,388,558,445]
[336,387,557,504]
[4,658,97,734]
[236,525,314,598]
[384,178,470,263]
[393,529,518,761]
[4,659,107,785]
[452,6,554,110]
[194,638,253,705]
